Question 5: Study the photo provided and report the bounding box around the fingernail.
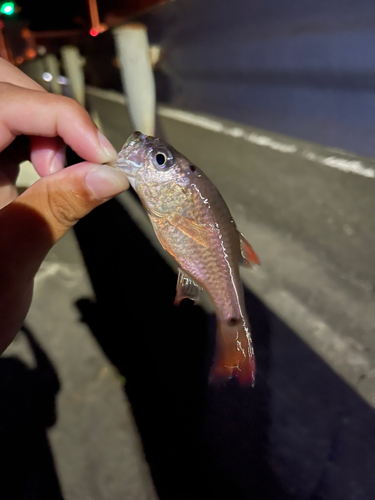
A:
[50,148,66,173]
[97,131,118,162]
[85,165,129,200]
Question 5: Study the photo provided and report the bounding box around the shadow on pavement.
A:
[0,325,63,500]
[74,195,375,500]
[73,196,292,500]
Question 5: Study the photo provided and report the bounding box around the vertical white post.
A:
[43,53,62,95]
[60,45,86,106]
[113,23,156,136]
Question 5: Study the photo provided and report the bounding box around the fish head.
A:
[113,131,194,192]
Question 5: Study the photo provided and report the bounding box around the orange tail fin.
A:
[210,318,256,386]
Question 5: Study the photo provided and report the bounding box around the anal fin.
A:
[174,269,201,305]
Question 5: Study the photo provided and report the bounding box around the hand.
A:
[0,58,129,352]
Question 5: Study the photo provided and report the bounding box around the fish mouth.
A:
[109,131,147,179]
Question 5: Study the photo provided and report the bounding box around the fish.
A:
[112,131,260,385]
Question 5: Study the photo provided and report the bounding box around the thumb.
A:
[0,162,129,284]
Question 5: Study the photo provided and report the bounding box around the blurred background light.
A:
[42,71,53,82]
[0,2,15,15]
[57,75,68,85]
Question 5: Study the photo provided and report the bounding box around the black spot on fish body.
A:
[227,317,241,326]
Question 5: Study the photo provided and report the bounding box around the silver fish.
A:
[113,132,260,385]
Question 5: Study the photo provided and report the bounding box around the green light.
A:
[0,2,15,15]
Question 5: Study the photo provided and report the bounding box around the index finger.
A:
[0,57,45,91]
[0,82,117,164]
[0,59,67,176]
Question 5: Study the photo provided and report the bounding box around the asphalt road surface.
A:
[88,87,375,407]
[82,87,375,499]
[2,229,157,500]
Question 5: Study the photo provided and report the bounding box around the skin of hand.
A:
[0,58,129,352]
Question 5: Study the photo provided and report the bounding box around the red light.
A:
[90,28,99,37]
[25,48,36,60]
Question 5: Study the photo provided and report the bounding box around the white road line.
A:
[159,105,375,178]
[87,86,375,179]
[302,151,375,178]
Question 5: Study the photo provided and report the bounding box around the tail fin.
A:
[210,318,256,386]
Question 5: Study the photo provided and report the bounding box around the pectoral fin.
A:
[174,268,201,305]
[171,215,208,247]
[148,210,208,247]
[239,232,260,268]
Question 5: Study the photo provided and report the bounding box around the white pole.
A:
[43,53,62,95]
[113,23,156,136]
[60,45,86,106]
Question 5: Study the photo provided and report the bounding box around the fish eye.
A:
[155,152,167,166]
[151,147,173,170]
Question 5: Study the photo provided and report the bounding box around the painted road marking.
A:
[87,86,375,179]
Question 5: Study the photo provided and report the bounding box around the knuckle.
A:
[58,95,86,118]
[43,92,82,119]
[0,82,16,104]
[45,183,80,229]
